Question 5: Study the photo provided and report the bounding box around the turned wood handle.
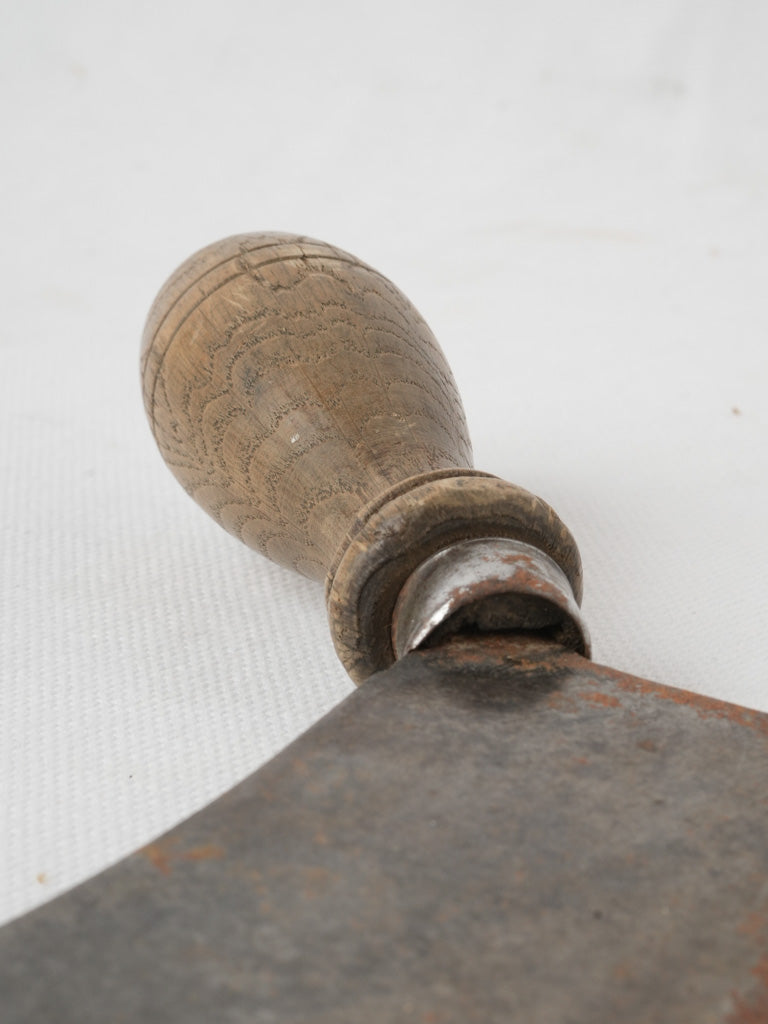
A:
[142,233,582,681]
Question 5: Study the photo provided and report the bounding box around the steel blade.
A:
[2,636,767,1023]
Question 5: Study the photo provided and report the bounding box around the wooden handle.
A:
[142,233,582,681]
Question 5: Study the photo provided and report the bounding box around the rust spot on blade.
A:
[182,844,225,863]
[141,842,174,875]
[612,675,768,738]
[637,738,658,753]
[580,691,621,708]
[727,954,768,1023]
[545,691,579,712]
[439,634,560,672]
[140,838,225,875]
[546,687,620,714]
[739,913,768,939]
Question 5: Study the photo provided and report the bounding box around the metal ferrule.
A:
[391,537,590,660]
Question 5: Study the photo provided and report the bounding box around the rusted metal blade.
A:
[2,636,767,1023]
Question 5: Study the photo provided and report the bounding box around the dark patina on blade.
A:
[2,636,767,1023]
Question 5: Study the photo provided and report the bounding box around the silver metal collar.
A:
[392,537,590,660]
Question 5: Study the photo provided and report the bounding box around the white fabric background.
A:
[2,0,767,926]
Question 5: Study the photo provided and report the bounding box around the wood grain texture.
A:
[142,233,473,579]
[142,233,583,681]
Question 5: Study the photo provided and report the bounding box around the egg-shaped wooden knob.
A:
[141,233,582,681]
